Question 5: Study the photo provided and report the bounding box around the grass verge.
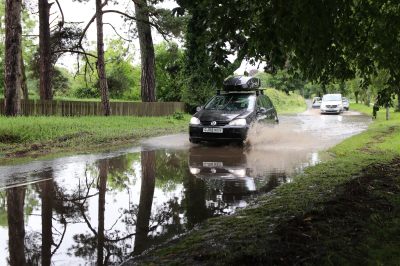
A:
[0,115,190,164]
[129,107,400,265]
[265,88,306,114]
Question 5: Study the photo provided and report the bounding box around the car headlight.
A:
[190,117,200,125]
[189,167,200,175]
[229,118,247,126]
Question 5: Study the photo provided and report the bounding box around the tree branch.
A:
[102,9,170,40]
[55,0,64,30]
[53,49,98,59]
[103,23,131,42]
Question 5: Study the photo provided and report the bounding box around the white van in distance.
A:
[320,94,343,114]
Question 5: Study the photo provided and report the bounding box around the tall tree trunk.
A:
[96,0,111,116]
[39,0,53,100]
[355,91,359,104]
[40,176,54,266]
[97,159,108,266]
[7,186,26,266]
[4,0,22,116]
[396,91,400,112]
[133,151,156,255]
[20,52,28,100]
[134,0,156,102]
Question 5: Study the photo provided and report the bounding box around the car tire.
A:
[189,138,200,144]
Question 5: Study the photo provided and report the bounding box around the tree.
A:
[175,0,245,109]
[134,0,156,102]
[95,0,111,115]
[39,0,53,100]
[176,0,400,111]
[4,0,22,116]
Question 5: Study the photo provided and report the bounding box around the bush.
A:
[73,86,99,98]
[172,111,185,120]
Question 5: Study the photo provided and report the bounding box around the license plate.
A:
[203,128,223,133]
[203,162,223,167]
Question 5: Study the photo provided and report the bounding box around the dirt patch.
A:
[268,158,400,265]
[359,126,399,154]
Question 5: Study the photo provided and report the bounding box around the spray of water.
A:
[245,123,314,151]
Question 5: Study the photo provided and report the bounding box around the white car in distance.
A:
[342,97,350,111]
[320,94,343,114]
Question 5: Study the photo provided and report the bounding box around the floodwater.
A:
[0,109,370,265]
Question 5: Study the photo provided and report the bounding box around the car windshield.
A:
[204,94,255,111]
[322,94,342,101]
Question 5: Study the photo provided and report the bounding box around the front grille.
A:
[326,105,338,108]
[201,121,229,126]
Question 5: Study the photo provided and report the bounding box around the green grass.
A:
[264,88,307,114]
[132,102,400,265]
[0,115,190,163]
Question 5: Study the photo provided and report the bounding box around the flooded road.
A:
[0,110,370,265]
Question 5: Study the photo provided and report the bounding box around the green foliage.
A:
[264,88,306,114]
[177,1,244,110]
[172,111,185,120]
[155,42,185,102]
[255,71,306,95]
[52,67,72,96]
[71,39,141,100]
[176,0,400,108]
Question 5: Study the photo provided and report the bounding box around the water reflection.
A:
[0,146,326,264]
[189,146,289,215]
[7,186,26,266]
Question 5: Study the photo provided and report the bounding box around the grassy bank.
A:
[265,88,306,114]
[130,107,400,265]
[0,115,190,164]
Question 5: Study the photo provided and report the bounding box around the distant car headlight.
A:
[190,117,200,125]
[229,118,247,126]
[228,169,246,177]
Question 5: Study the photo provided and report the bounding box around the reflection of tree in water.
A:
[7,186,27,266]
[155,150,187,192]
[183,172,214,229]
[4,150,246,264]
[69,151,196,262]
[0,191,7,227]
[68,154,155,264]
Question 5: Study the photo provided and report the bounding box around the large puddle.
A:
[0,111,370,265]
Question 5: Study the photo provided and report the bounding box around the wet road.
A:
[0,110,370,265]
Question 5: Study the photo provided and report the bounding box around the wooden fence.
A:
[0,99,185,116]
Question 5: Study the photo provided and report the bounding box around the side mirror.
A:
[196,106,203,112]
[257,107,267,114]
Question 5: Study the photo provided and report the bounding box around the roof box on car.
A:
[223,76,261,91]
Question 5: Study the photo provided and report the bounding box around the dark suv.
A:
[189,76,278,143]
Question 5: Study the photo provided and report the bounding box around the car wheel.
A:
[189,138,200,144]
